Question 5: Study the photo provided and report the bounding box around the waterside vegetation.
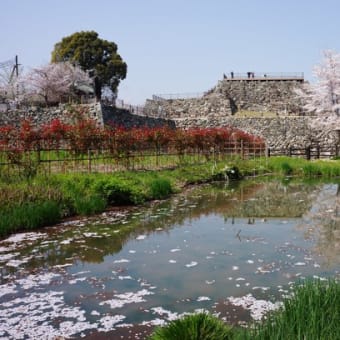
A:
[149,279,340,340]
[0,156,339,238]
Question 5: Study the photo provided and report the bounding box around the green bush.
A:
[149,177,173,199]
[213,166,241,181]
[92,176,145,205]
[150,312,234,340]
[280,161,293,176]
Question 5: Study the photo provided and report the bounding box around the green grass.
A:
[149,279,340,340]
[0,162,223,236]
[72,194,107,216]
[150,312,234,340]
[0,156,339,237]
[302,163,322,177]
[148,177,173,199]
[266,156,340,178]
[248,279,340,340]
[0,201,61,235]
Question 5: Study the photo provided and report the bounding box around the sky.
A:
[1,0,340,105]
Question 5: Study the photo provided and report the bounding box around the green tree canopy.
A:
[51,31,127,100]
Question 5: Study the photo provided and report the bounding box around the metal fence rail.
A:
[223,72,304,80]
[152,92,204,100]
[114,99,145,115]
[0,136,337,178]
[0,139,266,175]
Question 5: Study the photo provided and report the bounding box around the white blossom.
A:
[296,50,340,134]
[19,62,93,105]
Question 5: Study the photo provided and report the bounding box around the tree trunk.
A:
[94,77,101,101]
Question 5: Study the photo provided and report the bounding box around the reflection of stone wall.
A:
[228,181,318,218]
[150,180,319,221]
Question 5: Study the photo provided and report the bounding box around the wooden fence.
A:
[267,144,340,160]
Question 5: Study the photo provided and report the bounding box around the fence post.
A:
[265,147,270,158]
[305,146,311,160]
[48,148,51,175]
[316,145,320,159]
[88,149,91,173]
[241,140,244,159]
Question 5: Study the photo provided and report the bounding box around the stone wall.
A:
[144,78,305,118]
[0,102,104,127]
[144,93,232,119]
[0,102,175,130]
[140,77,340,151]
[101,105,175,129]
[171,115,336,149]
[173,116,308,148]
[213,78,304,114]
[0,95,337,152]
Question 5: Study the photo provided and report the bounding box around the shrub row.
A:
[0,118,265,157]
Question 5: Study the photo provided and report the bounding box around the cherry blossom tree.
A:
[296,50,340,134]
[21,62,93,105]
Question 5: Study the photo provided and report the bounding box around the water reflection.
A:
[297,183,340,265]
[0,179,339,339]
[1,179,338,279]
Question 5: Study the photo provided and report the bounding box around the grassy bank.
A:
[150,279,340,340]
[247,279,340,340]
[0,156,339,237]
[0,161,226,237]
[265,156,340,178]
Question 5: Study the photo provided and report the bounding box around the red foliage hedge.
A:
[0,119,265,155]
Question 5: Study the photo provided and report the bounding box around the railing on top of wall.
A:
[222,72,304,80]
[107,99,146,116]
[152,92,205,100]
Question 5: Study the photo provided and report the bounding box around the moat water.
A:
[0,178,339,339]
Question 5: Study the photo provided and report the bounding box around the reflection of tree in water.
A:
[297,183,340,265]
